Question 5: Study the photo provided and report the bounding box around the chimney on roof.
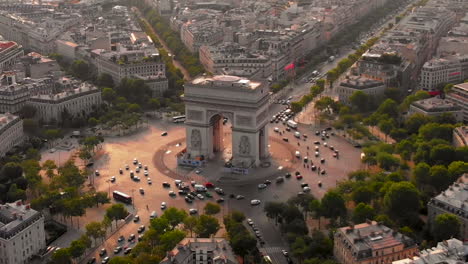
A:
[16,201,22,206]
[25,204,30,210]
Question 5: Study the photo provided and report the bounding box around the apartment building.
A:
[453,126,467,147]
[334,221,418,264]
[180,20,224,53]
[408,97,463,122]
[337,76,386,106]
[0,41,23,71]
[419,55,468,92]
[392,238,467,264]
[0,113,23,157]
[160,238,238,264]
[427,176,468,240]
[446,82,468,122]
[0,200,46,264]
[29,82,101,123]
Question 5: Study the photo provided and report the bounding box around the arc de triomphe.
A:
[183,75,270,168]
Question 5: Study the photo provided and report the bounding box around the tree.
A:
[88,117,99,127]
[94,192,110,207]
[432,213,461,241]
[108,257,134,264]
[378,119,395,141]
[352,203,376,223]
[384,87,401,102]
[97,73,114,88]
[23,118,39,134]
[50,248,72,264]
[430,144,455,166]
[404,113,433,134]
[264,202,286,224]
[42,160,57,179]
[448,161,468,180]
[429,165,451,193]
[291,102,303,113]
[376,99,398,118]
[194,215,220,238]
[352,186,374,204]
[412,162,430,189]
[18,105,37,119]
[349,91,369,112]
[102,87,117,103]
[70,60,90,80]
[159,229,186,252]
[6,184,26,202]
[383,182,420,224]
[419,123,454,142]
[69,239,86,260]
[321,191,346,219]
[376,152,400,171]
[183,216,198,237]
[204,202,221,215]
[161,207,188,230]
[105,204,128,228]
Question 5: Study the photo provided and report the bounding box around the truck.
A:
[287,120,298,129]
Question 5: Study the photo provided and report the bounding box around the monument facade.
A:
[183,75,270,167]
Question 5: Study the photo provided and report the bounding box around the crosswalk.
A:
[260,247,290,264]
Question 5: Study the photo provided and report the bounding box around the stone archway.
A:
[183,75,270,167]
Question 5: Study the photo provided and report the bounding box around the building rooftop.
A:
[0,200,42,240]
[430,175,468,219]
[31,82,98,102]
[0,41,17,53]
[337,221,416,260]
[191,75,262,90]
[392,238,467,264]
[339,76,385,90]
[0,113,20,131]
[411,97,461,112]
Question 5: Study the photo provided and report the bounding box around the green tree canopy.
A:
[383,182,420,224]
[352,203,376,224]
[432,213,461,241]
[194,215,220,238]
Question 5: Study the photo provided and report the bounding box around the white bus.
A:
[172,115,186,123]
[287,120,298,129]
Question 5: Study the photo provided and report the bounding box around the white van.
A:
[287,120,298,129]
[150,211,157,219]
[294,132,301,138]
[295,151,301,158]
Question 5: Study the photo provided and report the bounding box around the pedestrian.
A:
[307,146,309,150]
[146,205,149,210]
[297,142,300,146]
[307,164,309,168]
[303,163,306,168]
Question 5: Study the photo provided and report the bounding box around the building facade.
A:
[0,41,23,71]
[453,126,467,147]
[446,82,468,122]
[0,113,23,157]
[334,221,418,264]
[392,238,467,264]
[337,76,386,106]
[0,200,46,264]
[418,56,468,91]
[427,176,468,240]
[29,83,101,123]
[160,238,238,264]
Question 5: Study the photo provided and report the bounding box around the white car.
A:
[147,179,152,185]
[175,180,182,185]
[247,219,254,225]
[144,171,148,176]
[250,200,261,206]
[303,186,311,192]
[133,158,138,164]
[274,127,279,132]
[135,167,140,173]
[196,194,205,200]
[161,202,166,210]
[257,184,267,189]
[189,208,198,215]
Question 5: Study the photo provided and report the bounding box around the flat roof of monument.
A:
[191,75,262,90]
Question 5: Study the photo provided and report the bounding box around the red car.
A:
[296,174,303,180]
[205,182,215,188]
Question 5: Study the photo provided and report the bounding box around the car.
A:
[161,202,167,209]
[257,183,267,189]
[303,134,308,138]
[124,248,132,255]
[138,234,144,241]
[264,180,272,185]
[205,192,213,198]
[285,172,291,178]
[178,190,187,195]
[190,191,197,197]
[301,183,309,188]
[139,188,144,194]
[87,257,96,264]
[133,176,140,182]
[147,179,152,185]
[128,234,136,241]
[229,193,235,199]
[95,170,100,176]
[247,218,254,225]
[295,171,301,176]
[318,181,322,187]
[276,176,284,183]
[274,127,280,132]
[144,165,148,170]
[303,186,311,192]
[144,171,148,176]
[320,169,326,175]
[315,131,320,135]
[250,199,261,206]
[119,168,123,174]
[311,165,317,171]
[296,174,303,180]
[133,158,138,164]
[114,246,122,254]
[150,211,157,219]
[321,158,325,163]
[285,127,291,132]
[125,165,129,170]
[169,191,176,197]
[195,169,202,174]
[314,141,320,145]
[236,195,245,200]
[185,196,193,203]
[189,208,198,215]
[101,257,110,264]
[196,194,205,200]
[190,181,197,186]
[282,250,289,257]
[138,162,142,168]
[205,182,215,188]
[135,167,140,173]
[303,157,308,163]
[137,225,145,233]
[330,146,334,150]
[161,131,168,136]
[162,182,170,188]
[133,215,140,222]
[282,137,289,142]
[216,198,225,203]
[110,176,116,183]
[117,235,125,242]
[214,187,224,195]
[99,248,107,256]
[333,152,338,158]
[187,194,195,199]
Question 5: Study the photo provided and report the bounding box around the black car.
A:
[216,198,225,203]
[282,137,289,142]
[117,235,125,242]
[124,248,132,255]
[113,246,122,254]
[295,171,301,176]
[128,234,136,242]
[301,183,309,188]
[320,158,325,164]
[276,177,284,183]
[162,182,170,188]
[178,190,187,195]
[99,248,107,256]
[285,172,291,178]
[264,180,272,185]
[137,225,145,233]
[285,127,291,132]
[87,258,96,264]
[185,196,193,203]
[311,165,317,171]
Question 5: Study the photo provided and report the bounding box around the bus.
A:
[113,191,132,204]
[172,115,186,123]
